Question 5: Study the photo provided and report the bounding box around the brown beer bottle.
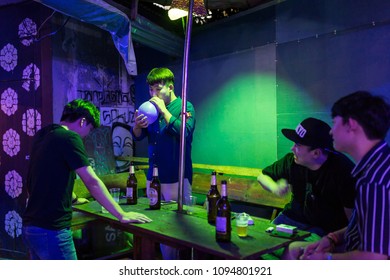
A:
[207,171,221,224]
[149,164,161,210]
[126,161,137,205]
[216,180,231,242]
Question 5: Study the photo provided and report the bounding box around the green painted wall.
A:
[190,45,277,168]
[135,0,390,170]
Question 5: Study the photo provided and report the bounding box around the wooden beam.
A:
[116,156,260,177]
[73,169,147,199]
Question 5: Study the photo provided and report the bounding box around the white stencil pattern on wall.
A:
[18,18,37,47]
[0,43,18,72]
[5,170,23,199]
[22,63,40,91]
[1,87,18,116]
[5,210,22,238]
[22,108,41,136]
[2,128,20,157]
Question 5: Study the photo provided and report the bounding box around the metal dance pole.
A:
[177,0,194,212]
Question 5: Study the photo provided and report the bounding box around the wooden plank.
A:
[116,156,148,163]
[192,173,290,209]
[73,170,147,199]
[116,156,260,177]
[105,157,290,210]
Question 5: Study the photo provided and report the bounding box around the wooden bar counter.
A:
[73,198,309,260]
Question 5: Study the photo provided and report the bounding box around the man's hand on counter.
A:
[120,212,152,224]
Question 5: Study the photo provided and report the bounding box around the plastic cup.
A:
[110,187,120,203]
[102,188,120,213]
[186,195,197,215]
[236,212,250,237]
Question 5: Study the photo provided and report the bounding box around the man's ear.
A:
[312,148,322,158]
[347,117,359,132]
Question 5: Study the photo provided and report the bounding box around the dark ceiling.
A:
[0,0,279,57]
[1,1,277,36]
[125,0,278,35]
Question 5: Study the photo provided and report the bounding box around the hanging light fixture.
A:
[168,0,207,21]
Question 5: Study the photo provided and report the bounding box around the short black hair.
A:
[331,91,390,140]
[60,99,100,128]
[146,67,174,86]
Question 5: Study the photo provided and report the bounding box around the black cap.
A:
[281,118,333,150]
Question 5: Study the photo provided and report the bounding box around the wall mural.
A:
[50,10,136,175]
[83,126,116,176]
[78,83,135,174]
[1,3,136,258]
[0,5,43,258]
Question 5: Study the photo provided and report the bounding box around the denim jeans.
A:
[22,225,77,260]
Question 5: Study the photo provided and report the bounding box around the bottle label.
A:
[149,188,158,206]
[216,217,227,233]
[126,187,133,198]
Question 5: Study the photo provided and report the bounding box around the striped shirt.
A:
[345,141,390,256]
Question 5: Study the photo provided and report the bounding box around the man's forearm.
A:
[257,172,277,192]
[87,178,125,220]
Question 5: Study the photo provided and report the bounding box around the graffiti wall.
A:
[50,12,136,174]
[0,2,135,258]
[0,3,52,258]
[78,88,136,173]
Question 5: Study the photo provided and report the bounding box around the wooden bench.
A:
[99,157,291,221]
[192,175,289,219]
[73,169,147,200]
[191,165,290,221]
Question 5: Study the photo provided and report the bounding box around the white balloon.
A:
[138,101,158,124]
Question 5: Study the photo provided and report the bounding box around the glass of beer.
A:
[236,212,249,237]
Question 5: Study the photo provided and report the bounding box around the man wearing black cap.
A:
[285,91,390,260]
[257,117,355,237]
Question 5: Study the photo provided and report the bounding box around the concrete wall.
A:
[131,0,390,169]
